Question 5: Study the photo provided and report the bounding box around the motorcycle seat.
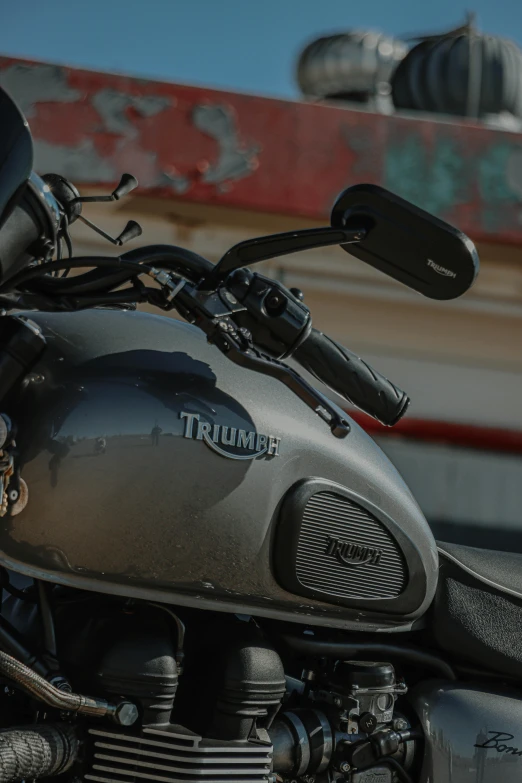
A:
[433,541,522,679]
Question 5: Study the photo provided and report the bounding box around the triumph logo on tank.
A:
[180,412,281,460]
[325,535,383,566]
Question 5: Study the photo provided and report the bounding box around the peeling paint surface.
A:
[2,56,522,242]
[192,104,259,189]
[0,63,81,116]
[34,138,116,181]
[91,90,172,137]
[384,136,466,216]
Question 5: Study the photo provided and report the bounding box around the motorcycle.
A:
[0,83,515,783]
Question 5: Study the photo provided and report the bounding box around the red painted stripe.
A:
[347,410,522,454]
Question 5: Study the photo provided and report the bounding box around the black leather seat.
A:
[433,542,522,679]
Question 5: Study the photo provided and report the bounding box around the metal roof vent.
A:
[296,29,407,110]
[391,14,522,122]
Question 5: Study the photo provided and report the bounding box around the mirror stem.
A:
[203,225,367,287]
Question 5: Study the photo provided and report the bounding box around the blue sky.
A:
[3,0,521,98]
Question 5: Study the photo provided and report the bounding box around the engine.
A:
[272,663,414,782]
[1,589,418,783]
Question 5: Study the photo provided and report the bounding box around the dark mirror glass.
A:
[331,184,479,300]
[0,86,33,228]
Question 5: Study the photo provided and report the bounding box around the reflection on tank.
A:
[94,437,106,456]
[9,341,259,583]
[150,423,162,447]
[47,435,75,488]
[475,728,488,783]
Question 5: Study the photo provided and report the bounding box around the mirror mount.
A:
[201,225,367,288]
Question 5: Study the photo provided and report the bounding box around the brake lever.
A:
[207,319,350,439]
[161,275,350,438]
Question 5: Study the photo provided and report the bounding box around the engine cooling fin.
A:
[84,726,273,783]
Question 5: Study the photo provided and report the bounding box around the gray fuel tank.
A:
[411,681,522,782]
[2,310,437,631]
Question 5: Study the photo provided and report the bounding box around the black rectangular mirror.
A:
[331,184,479,300]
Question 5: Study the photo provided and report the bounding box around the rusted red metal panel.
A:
[2,56,522,244]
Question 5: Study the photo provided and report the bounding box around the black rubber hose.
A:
[0,616,49,678]
[27,267,134,296]
[36,582,57,659]
[121,244,213,280]
[381,758,414,783]
[23,245,213,297]
[69,290,152,309]
[2,258,150,294]
[0,724,79,782]
[0,569,35,602]
[278,634,457,681]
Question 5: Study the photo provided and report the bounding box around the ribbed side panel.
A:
[295,492,406,599]
[84,726,272,783]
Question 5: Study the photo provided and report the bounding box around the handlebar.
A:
[0,236,409,429]
[0,167,411,432]
[293,328,410,426]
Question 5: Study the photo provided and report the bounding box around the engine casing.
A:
[1,310,438,631]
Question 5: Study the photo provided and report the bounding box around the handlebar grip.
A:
[293,328,410,426]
